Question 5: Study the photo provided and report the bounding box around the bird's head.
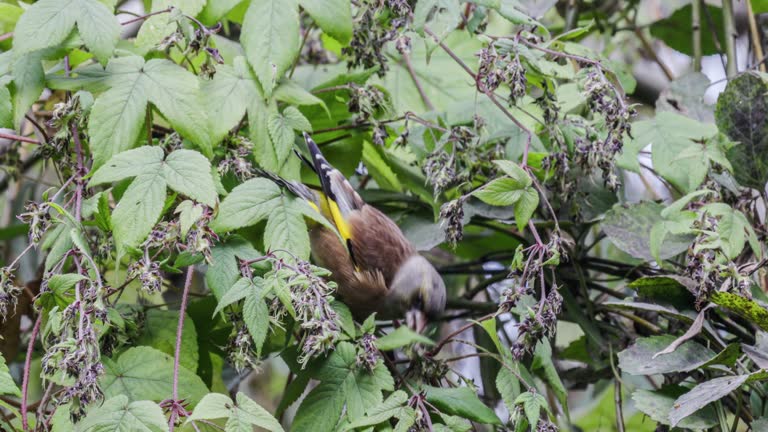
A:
[388,254,446,332]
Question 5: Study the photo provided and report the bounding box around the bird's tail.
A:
[252,166,318,205]
[301,132,364,215]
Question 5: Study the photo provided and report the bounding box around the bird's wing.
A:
[303,133,416,284]
[303,133,365,246]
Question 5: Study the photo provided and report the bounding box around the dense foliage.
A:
[0,0,767,431]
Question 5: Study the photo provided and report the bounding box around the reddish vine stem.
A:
[0,132,39,145]
[20,314,42,432]
[119,7,172,26]
[0,32,12,42]
[168,265,195,431]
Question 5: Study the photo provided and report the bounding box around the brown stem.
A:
[402,51,434,110]
[168,266,195,431]
[119,7,173,26]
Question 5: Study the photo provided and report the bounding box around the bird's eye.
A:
[414,292,424,309]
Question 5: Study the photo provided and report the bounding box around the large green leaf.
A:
[211,178,282,231]
[100,346,209,406]
[241,0,300,95]
[602,202,694,262]
[632,386,717,430]
[424,386,502,425]
[13,0,120,63]
[75,396,168,432]
[292,342,394,431]
[187,392,284,432]
[162,149,218,207]
[715,71,768,189]
[263,196,311,259]
[135,309,199,372]
[618,111,717,191]
[710,292,768,332]
[86,56,210,167]
[650,4,725,57]
[0,85,11,128]
[202,56,261,146]
[90,147,216,249]
[205,237,262,300]
[299,0,352,44]
[111,172,167,250]
[669,374,752,427]
[617,335,715,375]
[0,353,20,397]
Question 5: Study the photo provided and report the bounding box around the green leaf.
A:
[710,291,768,332]
[274,79,328,113]
[243,290,270,354]
[14,0,120,63]
[650,4,725,56]
[86,56,210,167]
[514,391,547,430]
[343,390,410,430]
[38,273,86,309]
[162,149,218,207]
[473,178,526,206]
[267,109,299,168]
[632,386,717,430]
[175,200,204,237]
[89,146,164,185]
[618,112,717,192]
[496,365,521,414]
[627,276,696,310]
[424,386,502,424]
[264,196,311,259]
[0,353,20,397]
[514,187,539,232]
[602,202,694,262]
[12,52,45,127]
[202,56,261,146]
[715,71,768,189]
[241,0,300,95]
[100,346,209,406]
[212,178,282,231]
[214,277,259,316]
[532,340,567,417]
[76,396,168,432]
[617,335,716,375]
[299,0,352,44]
[492,160,531,186]
[205,238,262,300]
[292,342,394,431]
[669,374,751,427]
[135,309,199,372]
[0,86,11,128]
[111,172,166,250]
[188,392,285,432]
[375,326,435,351]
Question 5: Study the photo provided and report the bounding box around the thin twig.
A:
[21,315,42,431]
[0,32,12,42]
[402,51,434,110]
[746,0,766,73]
[119,7,173,26]
[168,265,195,431]
[0,132,40,145]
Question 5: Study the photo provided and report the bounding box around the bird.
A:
[256,132,446,330]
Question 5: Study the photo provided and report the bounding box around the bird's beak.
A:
[405,307,427,334]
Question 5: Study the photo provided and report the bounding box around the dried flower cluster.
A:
[576,67,635,191]
[476,45,527,102]
[41,267,107,421]
[0,266,21,322]
[439,198,466,247]
[344,0,412,76]
[260,255,342,367]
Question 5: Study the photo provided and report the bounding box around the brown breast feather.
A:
[309,204,416,319]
